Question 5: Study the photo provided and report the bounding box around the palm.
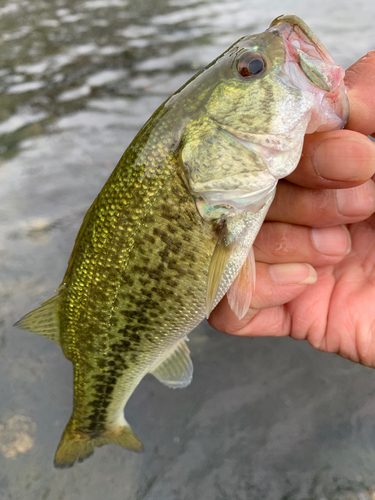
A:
[286,216,375,366]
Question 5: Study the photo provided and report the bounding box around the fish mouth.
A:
[270,14,342,92]
[269,14,349,130]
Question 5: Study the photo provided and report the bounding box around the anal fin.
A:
[14,295,61,344]
[151,338,193,389]
[227,247,255,320]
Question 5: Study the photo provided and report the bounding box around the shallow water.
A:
[1,0,375,499]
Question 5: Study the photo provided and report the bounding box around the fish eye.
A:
[236,52,267,78]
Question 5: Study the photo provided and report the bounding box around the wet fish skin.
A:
[54,116,218,465]
[15,15,349,467]
[18,75,221,467]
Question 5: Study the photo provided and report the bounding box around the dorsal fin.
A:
[150,338,193,388]
[14,295,61,345]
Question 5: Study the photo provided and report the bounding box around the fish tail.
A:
[54,419,144,468]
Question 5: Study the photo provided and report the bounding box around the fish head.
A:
[180,15,349,220]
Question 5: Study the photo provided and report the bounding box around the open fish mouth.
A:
[270,14,344,92]
[270,14,349,130]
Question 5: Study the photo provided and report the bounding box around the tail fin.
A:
[54,419,144,468]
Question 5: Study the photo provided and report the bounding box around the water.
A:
[1,0,375,499]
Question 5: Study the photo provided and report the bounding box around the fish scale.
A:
[61,156,217,437]
[15,15,349,467]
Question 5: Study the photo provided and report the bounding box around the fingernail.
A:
[313,137,374,181]
[269,263,317,285]
[336,180,375,216]
[311,226,351,255]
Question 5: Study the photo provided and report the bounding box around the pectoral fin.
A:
[206,228,234,318]
[227,247,255,320]
[151,338,193,388]
[205,190,276,319]
[14,295,61,344]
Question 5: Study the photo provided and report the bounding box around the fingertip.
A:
[269,263,317,285]
[335,179,375,217]
[311,225,351,257]
[312,133,375,183]
[288,129,375,188]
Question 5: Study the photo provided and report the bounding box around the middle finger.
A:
[266,178,375,227]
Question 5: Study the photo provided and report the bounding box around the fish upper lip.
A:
[269,15,349,129]
[270,15,345,94]
[270,14,334,64]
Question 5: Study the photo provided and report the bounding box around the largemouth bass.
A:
[16,15,349,468]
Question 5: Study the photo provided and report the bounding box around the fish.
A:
[15,15,349,468]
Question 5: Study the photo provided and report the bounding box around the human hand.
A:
[209,51,375,368]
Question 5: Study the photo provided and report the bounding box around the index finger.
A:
[286,129,375,189]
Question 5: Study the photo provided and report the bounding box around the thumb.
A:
[345,50,375,137]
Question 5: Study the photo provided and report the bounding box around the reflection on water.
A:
[0,0,373,160]
[0,0,249,160]
[1,0,375,498]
